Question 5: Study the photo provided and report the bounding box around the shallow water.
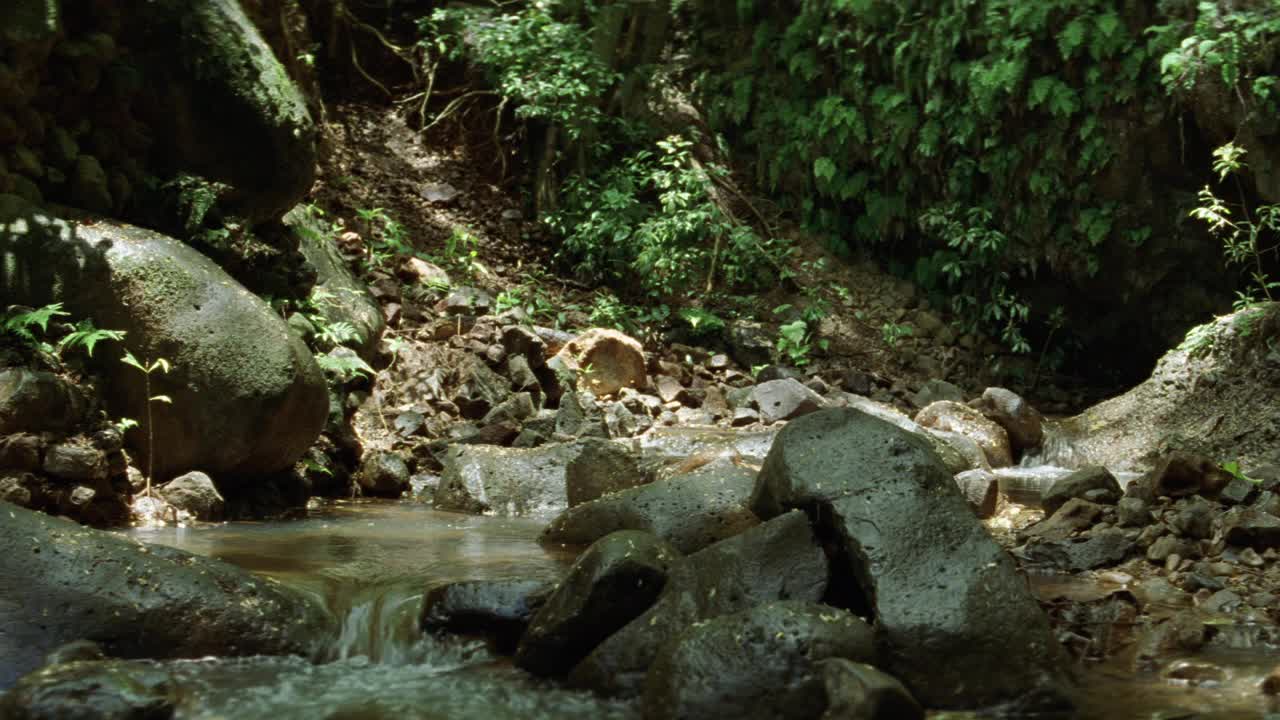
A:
[116,500,1280,720]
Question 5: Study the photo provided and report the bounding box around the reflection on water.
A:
[128,500,573,663]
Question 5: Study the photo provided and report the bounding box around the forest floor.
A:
[305,100,1113,421]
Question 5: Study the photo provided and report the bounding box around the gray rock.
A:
[751,378,826,423]
[442,286,494,316]
[973,387,1044,452]
[1117,497,1153,527]
[751,408,1070,709]
[565,438,645,507]
[1223,507,1280,549]
[819,659,924,720]
[556,390,607,438]
[1026,498,1104,541]
[1172,497,1215,540]
[421,579,554,652]
[1219,476,1258,506]
[642,602,876,720]
[450,356,513,420]
[0,661,178,720]
[1042,466,1121,516]
[517,531,678,677]
[482,392,536,427]
[543,459,759,554]
[731,407,760,426]
[156,471,225,521]
[0,432,41,471]
[0,368,85,435]
[1,197,328,482]
[911,379,964,409]
[725,321,773,368]
[435,442,585,516]
[502,325,546,369]
[603,401,643,438]
[41,440,107,482]
[569,511,827,697]
[355,450,410,498]
[286,205,385,362]
[0,502,324,687]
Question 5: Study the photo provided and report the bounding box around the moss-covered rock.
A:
[0,194,328,482]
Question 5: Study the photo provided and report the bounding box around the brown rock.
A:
[552,329,647,397]
[915,401,1012,468]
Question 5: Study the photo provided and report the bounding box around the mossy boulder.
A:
[0,501,327,688]
[0,195,328,482]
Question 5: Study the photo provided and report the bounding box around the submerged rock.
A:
[569,511,827,697]
[0,501,325,687]
[752,408,1071,709]
[542,459,759,554]
[421,579,555,652]
[0,661,178,720]
[517,531,678,677]
[641,602,876,720]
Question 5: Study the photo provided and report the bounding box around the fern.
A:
[317,352,375,382]
[2,303,68,343]
[57,320,126,358]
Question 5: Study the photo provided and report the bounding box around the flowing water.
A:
[107,495,1280,719]
[118,500,639,719]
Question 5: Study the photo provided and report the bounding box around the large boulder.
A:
[751,408,1071,709]
[517,531,678,677]
[569,511,828,697]
[435,442,585,516]
[1046,304,1280,473]
[0,197,330,482]
[641,601,877,720]
[0,661,178,720]
[132,0,316,225]
[551,328,647,397]
[285,205,384,361]
[542,459,760,554]
[0,501,326,687]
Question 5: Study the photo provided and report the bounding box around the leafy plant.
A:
[120,351,173,498]
[57,320,126,359]
[777,319,825,367]
[678,308,726,338]
[316,351,376,383]
[1190,143,1280,304]
[1221,460,1259,484]
[881,322,914,347]
[2,303,68,349]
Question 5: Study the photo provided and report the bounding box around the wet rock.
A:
[915,400,1013,468]
[819,659,924,720]
[954,469,1000,518]
[1147,535,1197,563]
[569,511,827,697]
[543,459,760,554]
[1117,497,1153,527]
[517,531,678,677]
[751,378,826,424]
[1032,532,1136,572]
[0,472,35,507]
[1042,466,1121,516]
[0,368,85,435]
[603,401,644,438]
[355,450,410,498]
[0,661,178,720]
[910,379,964,409]
[435,442,584,516]
[450,357,513,420]
[42,640,106,667]
[1149,452,1232,499]
[421,579,555,652]
[642,602,876,720]
[552,328,647,397]
[1222,507,1280,549]
[41,440,108,483]
[565,438,645,507]
[0,502,325,687]
[1026,499,1104,541]
[926,429,989,473]
[751,408,1069,708]
[1134,611,1207,666]
[156,471,225,521]
[1171,497,1215,540]
[1,198,329,482]
[973,387,1044,453]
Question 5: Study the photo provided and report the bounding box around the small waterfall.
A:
[320,584,487,668]
[1019,422,1085,469]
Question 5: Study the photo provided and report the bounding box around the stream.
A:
[118,498,1280,719]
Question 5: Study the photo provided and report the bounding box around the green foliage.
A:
[421,4,620,139]
[120,351,173,497]
[678,308,726,338]
[587,291,670,339]
[2,303,68,348]
[56,320,126,359]
[550,135,785,297]
[880,321,914,347]
[1156,2,1280,111]
[776,318,825,366]
[1221,460,1259,484]
[316,351,376,383]
[1190,143,1280,305]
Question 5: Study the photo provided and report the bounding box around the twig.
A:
[420,91,500,134]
